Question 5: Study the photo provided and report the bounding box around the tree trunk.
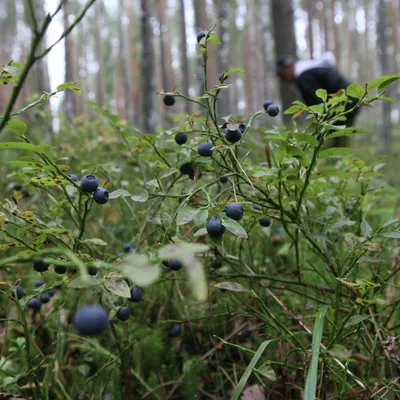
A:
[330,0,341,68]
[94,1,105,105]
[63,0,77,122]
[128,0,139,122]
[271,0,298,124]
[178,0,191,114]
[377,0,393,152]
[193,0,207,97]
[140,0,156,132]
[306,0,315,58]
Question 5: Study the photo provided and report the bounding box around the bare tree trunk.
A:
[322,0,330,52]
[271,0,298,125]
[377,0,393,152]
[179,0,191,114]
[330,0,341,68]
[94,1,105,105]
[63,0,77,121]
[140,0,156,132]
[193,0,207,97]
[306,0,315,58]
[128,1,139,122]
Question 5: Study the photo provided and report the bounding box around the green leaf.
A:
[263,134,287,141]
[176,205,197,225]
[357,256,382,263]
[221,218,248,239]
[7,119,27,135]
[68,276,101,289]
[123,254,160,286]
[316,89,327,101]
[186,256,208,302]
[104,277,131,298]
[81,238,107,246]
[284,105,303,114]
[255,363,276,382]
[308,233,331,242]
[369,75,400,91]
[158,168,178,179]
[345,315,369,328]
[230,340,273,400]
[131,188,149,202]
[328,344,352,360]
[224,67,245,77]
[108,189,131,199]
[360,220,372,238]
[206,36,221,44]
[331,220,357,230]
[319,147,352,158]
[193,228,208,237]
[0,142,44,152]
[346,83,365,99]
[214,282,248,292]
[328,128,368,139]
[194,209,209,227]
[381,231,400,239]
[304,306,328,400]
[57,81,81,94]
[295,133,318,146]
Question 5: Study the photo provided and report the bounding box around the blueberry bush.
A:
[1,20,400,400]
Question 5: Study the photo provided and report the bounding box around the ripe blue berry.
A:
[239,123,246,133]
[263,100,274,110]
[129,287,142,302]
[40,293,51,303]
[33,262,49,273]
[207,218,226,237]
[93,187,109,204]
[27,298,42,310]
[225,128,242,143]
[252,204,262,211]
[175,132,188,145]
[220,175,228,183]
[168,324,182,337]
[179,162,194,176]
[116,307,131,321]
[225,203,244,221]
[34,280,44,288]
[219,72,227,82]
[73,305,109,336]
[198,142,214,157]
[345,205,353,214]
[169,259,183,271]
[88,266,98,276]
[240,329,252,338]
[259,217,272,227]
[266,104,279,117]
[68,174,79,182]
[54,264,67,274]
[123,243,134,253]
[14,285,24,299]
[163,95,175,106]
[81,174,99,193]
[197,31,206,43]
[48,288,56,297]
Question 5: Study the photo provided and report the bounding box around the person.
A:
[276,52,359,147]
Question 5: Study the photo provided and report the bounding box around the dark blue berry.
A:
[116,307,130,321]
[169,259,183,271]
[93,187,109,204]
[48,288,56,297]
[163,95,175,106]
[179,162,195,176]
[225,128,242,143]
[33,261,49,273]
[239,123,246,133]
[88,266,98,276]
[40,293,51,303]
[345,205,353,214]
[197,31,206,43]
[198,142,214,157]
[259,217,272,227]
[225,203,244,221]
[175,132,188,145]
[27,298,42,310]
[54,264,67,274]
[207,218,226,237]
[266,104,279,117]
[168,324,182,337]
[15,285,24,299]
[34,280,44,288]
[81,175,99,193]
[73,305,109,336]
[129,287,142,302]
[240,329,252,338]
[263,100,274,110]
[68,174,79,182]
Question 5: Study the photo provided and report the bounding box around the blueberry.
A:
[54,264,67,274]
[169,259,183,271]
[196,31,206,43]
[33,262,49,273]
[225,203,244,221]
[345,205,353,214]
[168,324,182,337]
[259,217,272,227]
[40,293,51,304]
[73,305,109,336]
[220,175,228,183]
[207,218,226,238]
[179,162,195,176]
[93,187,109,204]
[252,204,262,211]
[225,128,242,143]
[266,104,279,117]
[81,175,99,193]
[198,142,214,157]
[129,287,142,303]
[48,288,56,297]
[116,306,131,321]
[12,183,22,191]
[239,123,246,133]
[263,100,274,110]
[240,329,252,338]
[15,285,24,299]
[34,280,44,288]
[163,95,175,107]
[175,132,188,145]
[162,260,170,268]
[123,243,134,253]
[88,266,98,276]
[219,72,227,82]
[27,298,42,310]
[68,174,79,182]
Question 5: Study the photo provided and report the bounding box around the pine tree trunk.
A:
[179,0,191,114]
[330,0,341,68]
[271,0,298,124]
[94,1,105,105]
[306,0,315,58]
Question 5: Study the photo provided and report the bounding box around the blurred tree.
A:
[377,0,393,152]
[156,0,168,122]
[179,0,191,114]
[94,1,105,106]
[330,0,341,68]
[140,0,156,132]
[193,0,207,97]
[271,0,298,124]
[306,0,315,58]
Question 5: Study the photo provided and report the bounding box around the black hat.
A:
[276,55,295,76]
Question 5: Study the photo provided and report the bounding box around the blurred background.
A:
[0,0,399,151]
